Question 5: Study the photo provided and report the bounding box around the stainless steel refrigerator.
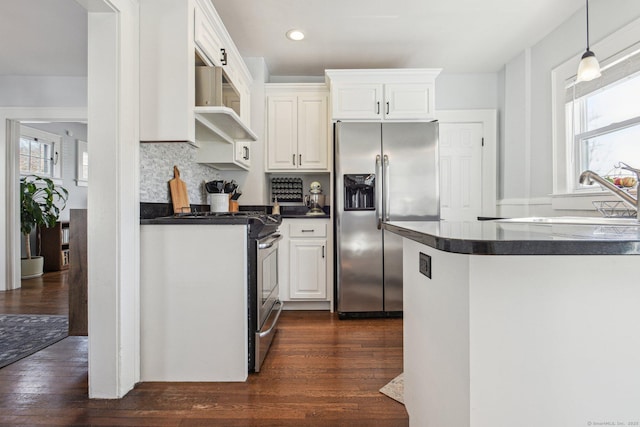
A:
[334,121,439,316]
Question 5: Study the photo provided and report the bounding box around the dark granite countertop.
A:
[384,220,640,255]
[141,215,256,225]
[279,205,330,219]
[140,203,330,221]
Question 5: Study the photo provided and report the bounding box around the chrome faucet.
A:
[579,162,640,220]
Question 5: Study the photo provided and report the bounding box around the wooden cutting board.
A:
[169,165,190,214]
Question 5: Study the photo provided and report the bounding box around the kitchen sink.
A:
[495,216,640,226]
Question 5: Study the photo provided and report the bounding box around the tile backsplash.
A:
[140,142,217,204]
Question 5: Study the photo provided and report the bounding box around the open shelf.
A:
[194,106,258,144]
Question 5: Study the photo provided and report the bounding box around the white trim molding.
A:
[497,197,554,218]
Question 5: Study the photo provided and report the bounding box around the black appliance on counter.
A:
[152,210,283,373]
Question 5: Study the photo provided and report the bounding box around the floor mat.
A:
[380,373,404,404]
[0,314,68,368]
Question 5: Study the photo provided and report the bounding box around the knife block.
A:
[229,198,239,212]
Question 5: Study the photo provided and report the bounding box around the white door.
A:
[440,122,483,221]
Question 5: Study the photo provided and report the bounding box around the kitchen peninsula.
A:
[385,219,640,427]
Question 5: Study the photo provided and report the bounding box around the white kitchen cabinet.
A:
[140,0,255,151]
[289,222,327,300]
[330,84,383,120]
[278,218,332,308]
[289,239,327,299]
[194,3,224,68]
[140,224,249,382]
[325,69,441,121]
[266,84,329,172]
[384,83,434,120]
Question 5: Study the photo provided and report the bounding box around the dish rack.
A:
[592,200,637,218]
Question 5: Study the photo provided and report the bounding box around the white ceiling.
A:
[211,0,586,76]
[0,0,585,77]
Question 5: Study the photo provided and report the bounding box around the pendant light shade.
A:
[577,0,601,82]
[577,49,601,82]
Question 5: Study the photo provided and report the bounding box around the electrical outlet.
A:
[419,252,431,278]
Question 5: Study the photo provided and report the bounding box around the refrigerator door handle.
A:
[376,154,382,230]
[384,154,390,221]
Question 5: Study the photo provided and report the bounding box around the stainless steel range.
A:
[157,210,283,373]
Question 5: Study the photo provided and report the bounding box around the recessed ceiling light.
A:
[286,29,305,41]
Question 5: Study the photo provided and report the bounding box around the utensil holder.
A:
[210,193,228,213]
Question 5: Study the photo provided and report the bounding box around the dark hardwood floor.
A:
[0,272,407,426]
[1,271,69,315]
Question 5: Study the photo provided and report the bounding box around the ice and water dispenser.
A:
[344,174,376,210]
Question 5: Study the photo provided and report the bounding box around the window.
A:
[19,126,62,179]
[566,47,640,188]
[552,16,640,201]
[76,140,88,186]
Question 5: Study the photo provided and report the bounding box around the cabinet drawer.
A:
[290,223,327,238]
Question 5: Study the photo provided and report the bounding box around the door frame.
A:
[3,0,139,399]
[435,109,498,217]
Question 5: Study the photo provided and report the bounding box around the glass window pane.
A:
[19,138,30,155]
[82,152,89,179]
[19,155,29,173]
[30,157,42,174]
[581,123,640,177]
[584,72,640,131]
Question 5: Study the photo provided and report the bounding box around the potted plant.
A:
[20,175,69,279]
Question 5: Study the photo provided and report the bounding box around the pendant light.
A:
[577,0,601,82]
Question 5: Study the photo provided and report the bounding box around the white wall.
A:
[220,57,270,206]
[500,0,640,216]
[0,76,87,107]
[435,73,499,110]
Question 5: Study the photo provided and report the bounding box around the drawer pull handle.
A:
[301,229,314,232]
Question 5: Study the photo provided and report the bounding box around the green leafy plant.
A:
[20,175,69,260]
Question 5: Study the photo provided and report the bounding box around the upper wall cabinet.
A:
[325,69,442,121]
[140,0,255,152]
[266,84,330,172]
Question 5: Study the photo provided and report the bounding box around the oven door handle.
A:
[258,233,282,249]
[258,300,284,338]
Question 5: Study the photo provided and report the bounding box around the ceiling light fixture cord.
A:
[577,0,601,82]
[586,0,590,50]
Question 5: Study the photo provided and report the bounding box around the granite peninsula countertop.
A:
[384,219,640,255]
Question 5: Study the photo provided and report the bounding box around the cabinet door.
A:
[266,96,298,170]
[234,140,251,169]
[297,95,329,170]
[384,83,434,120]
[289,239,327,299]
[331,84,383,120]
[194,4,224,66]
